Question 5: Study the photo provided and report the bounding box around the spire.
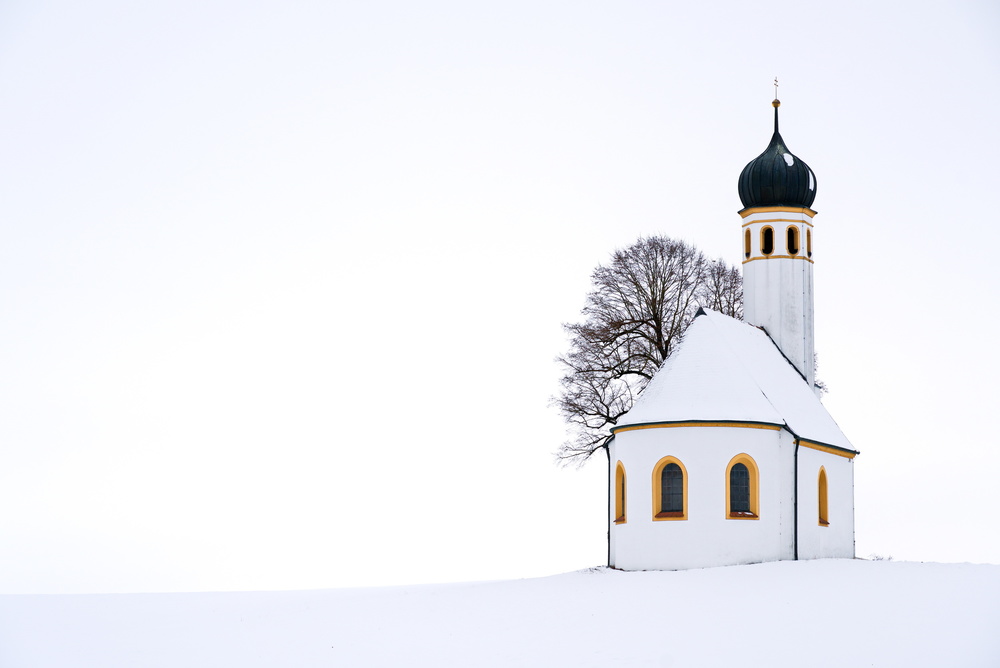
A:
[772,77,780,134]
[737,89,817,211]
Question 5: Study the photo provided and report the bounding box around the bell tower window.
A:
[786,226,799,255]
[744,229,751,259]
[806,228,812,257]
[761,227,774,256]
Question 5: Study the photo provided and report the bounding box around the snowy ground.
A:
[1,559,998,667]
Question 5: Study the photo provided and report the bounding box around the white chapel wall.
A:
[610,425,796,571]
[796,447,855,560]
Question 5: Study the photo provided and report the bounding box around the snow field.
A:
[1,559,997,667]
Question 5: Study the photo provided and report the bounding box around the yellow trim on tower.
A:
[742,255,814,264]
[612,421,781,434]
[798,440,858,459]
[651,456,688,521]
[741,218,814,229]
[725,453,760,520]
[614,461,627,525]
[739,206,817,218]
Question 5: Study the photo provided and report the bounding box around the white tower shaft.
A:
[741,206,816,391]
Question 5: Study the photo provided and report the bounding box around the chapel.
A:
[607,98,857,571]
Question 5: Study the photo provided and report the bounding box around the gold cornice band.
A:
[798,440,858,459]
[742,255,814,264]
[613,421,781,434]
[742,218,814,229]
[611,423,859,459]
[739,206,817,219]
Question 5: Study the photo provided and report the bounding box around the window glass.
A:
[730,463,750,512]
[744,229,751,259]
[661,463,683,513]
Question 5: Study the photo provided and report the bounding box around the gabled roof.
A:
[615,309,854,452]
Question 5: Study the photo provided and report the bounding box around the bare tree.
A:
[555,236,742,464]
[699,259,743,317]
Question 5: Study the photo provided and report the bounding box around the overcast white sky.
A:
[1,1,998,594]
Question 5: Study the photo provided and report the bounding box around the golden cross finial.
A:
[773,77,779,99]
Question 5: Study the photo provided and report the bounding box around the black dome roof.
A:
[738,101,816,210]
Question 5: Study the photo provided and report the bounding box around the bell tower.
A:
[737,97,818,391]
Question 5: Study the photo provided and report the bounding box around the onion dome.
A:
[738,100,817,210]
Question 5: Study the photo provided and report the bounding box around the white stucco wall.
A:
[609,425,796,571]
[609,426,855,570]
[796,447,855,560]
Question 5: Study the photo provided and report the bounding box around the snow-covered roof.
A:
[615,309,854,451]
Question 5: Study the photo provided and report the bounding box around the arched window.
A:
[726,454,760,519]
[818,466,829,526]
[761,227,774,256]
[744,229,751,259]
[806,228,812,258]
[615,461,627,524]
[651,456,688,521]
[786,226,799,255]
